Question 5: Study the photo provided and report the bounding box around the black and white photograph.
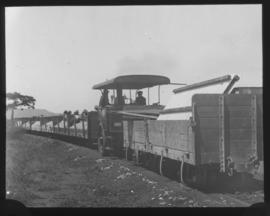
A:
[5,4,263,207]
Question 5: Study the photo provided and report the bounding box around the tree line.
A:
[6,92,88,125]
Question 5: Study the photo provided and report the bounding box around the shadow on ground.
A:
[25,129,263,195]
[196,173,263,194]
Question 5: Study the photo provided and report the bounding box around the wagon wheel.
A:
[144,153,152,169]
[207,168,218,188]
[148,154,157,172]
[194,167,208,188]
[201,168,208,188]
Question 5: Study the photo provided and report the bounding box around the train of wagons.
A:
[14,74,263,187]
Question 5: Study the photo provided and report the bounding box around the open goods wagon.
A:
[123,92,263,186]
[18,111,100,147]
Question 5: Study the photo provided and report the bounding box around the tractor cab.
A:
[92,75,171,156]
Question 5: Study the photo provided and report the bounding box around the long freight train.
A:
[14,74,263,187]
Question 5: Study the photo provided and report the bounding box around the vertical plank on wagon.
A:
[218,95,226,172]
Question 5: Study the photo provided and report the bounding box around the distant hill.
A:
[6,109,60,119]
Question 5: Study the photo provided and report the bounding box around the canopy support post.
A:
[148,88,150,105]
[129,89,132,104]
[158,85,160,104]
[117,88,123,105]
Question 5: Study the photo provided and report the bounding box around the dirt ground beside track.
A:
[6,129,264,207]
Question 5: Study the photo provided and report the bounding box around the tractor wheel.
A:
[190,166,208,189]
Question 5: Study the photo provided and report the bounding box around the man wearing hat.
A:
[99,89,110,107]
[135,91,146,105]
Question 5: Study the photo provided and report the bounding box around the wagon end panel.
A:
[192,94,263,176]
[225,94,263,174]
[192,94,221,166]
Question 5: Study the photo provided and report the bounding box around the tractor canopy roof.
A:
[92,75,170,90]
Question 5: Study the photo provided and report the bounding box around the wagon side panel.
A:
[132,120,147,150]
[149,120,196,164]
[127,119,195,165]
[192,94,221,165]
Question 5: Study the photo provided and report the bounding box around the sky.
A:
[6,5,262,113]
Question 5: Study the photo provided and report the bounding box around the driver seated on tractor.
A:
[135,91,146,105]
[99,89,110,107]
